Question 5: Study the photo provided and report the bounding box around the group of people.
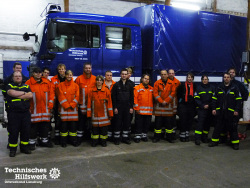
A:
[2,62,249,157]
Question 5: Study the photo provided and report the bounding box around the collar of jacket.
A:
[82,72,92,79]
[160,78,170,85]
[30,76,49,85]
[64,79,74,86]
[93,85,105,92]
[218,82,234,91]
[118,79,127,84]
[138,83,151,89]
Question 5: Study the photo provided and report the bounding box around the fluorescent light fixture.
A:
[171,2,201,11]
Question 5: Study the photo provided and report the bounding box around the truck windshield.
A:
[34,19,46,53]
[49,22,100,52]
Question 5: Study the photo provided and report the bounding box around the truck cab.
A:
[27,4,142,82]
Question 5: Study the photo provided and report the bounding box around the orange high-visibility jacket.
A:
[153,79,175,116]
[103,80,116,91]
[134,83,154,115]
[170,77,181,115]
[50,74,64,107]
[75,73,96,114]
[57,79,79,122]
[26,77,54,123]
[87,85,113,127]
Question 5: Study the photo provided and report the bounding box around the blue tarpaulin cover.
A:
[125,5,247,80]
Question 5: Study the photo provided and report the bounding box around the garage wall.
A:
[0,0,247,61]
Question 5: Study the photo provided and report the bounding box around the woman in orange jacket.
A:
[87,75,113,147]
[133,74,154,143]
[57,70,79,147]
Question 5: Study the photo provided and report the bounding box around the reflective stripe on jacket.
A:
[194,83,214,109]
[75,73,96,114]
[170,77,181,114]
[57,79,79,121]
[153,79,175,116]
[212,83,242,113]
[134,83,153,115]
[26,77,53,123]
[50,75,62,101]
[87,85,113,127]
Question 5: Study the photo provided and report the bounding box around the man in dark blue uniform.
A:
[2,62,29,148]
[112,69,134,145]
[209,73,242,150]
[6,71,33,157]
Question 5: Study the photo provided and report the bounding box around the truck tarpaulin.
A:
[125,5,247,81]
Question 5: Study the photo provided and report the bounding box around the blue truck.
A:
[21,4,246,83]
[0,4,247,123]
[23,4,142,83]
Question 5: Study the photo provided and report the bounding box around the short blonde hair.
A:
[66,70,73,75]
[126,67,133,74]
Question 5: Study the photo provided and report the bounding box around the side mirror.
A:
[48,22,57,40]
[23,32,30,41]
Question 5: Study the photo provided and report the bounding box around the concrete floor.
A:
[0,124,250,188]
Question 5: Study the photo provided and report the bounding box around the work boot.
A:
[101,140,107,147]
[166,134,174,143]
[141,137,148,142]
[70,138,79,147]
[219,136,227,144]
[107,136,113,142]
[134,138,140,143]
[40,141,53,148]
[61,143,67,148]
[54,136,60,145]
[20,145,31,154]
[208,141,218,147]
[9,150,16,157]
[185,137,190,142]
[201,134,209,143]
[180,137,186,142]
[152,133,161,143]
[72,141,79,147]
[122,138,131,145]
[232,143,239,150]
[91,139,98,147]
[195,140,201,146]
[76,137,82,146]
[114,138,120,145]
[29,144,36,151]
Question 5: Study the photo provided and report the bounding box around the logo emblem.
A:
[49,168,60,179]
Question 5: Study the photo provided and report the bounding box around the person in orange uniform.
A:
[133,74,153,143]
[42,67,51,81]
[87,75,113,147]
[51,64,66,144]
[57,70,79,147]
[103,70,116,141]
[75,62,96,144]
[42,67,52,139]
[168,69,181,139]
[104,70,116,91]
[25,67,54,150]
[153,70,176,143]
